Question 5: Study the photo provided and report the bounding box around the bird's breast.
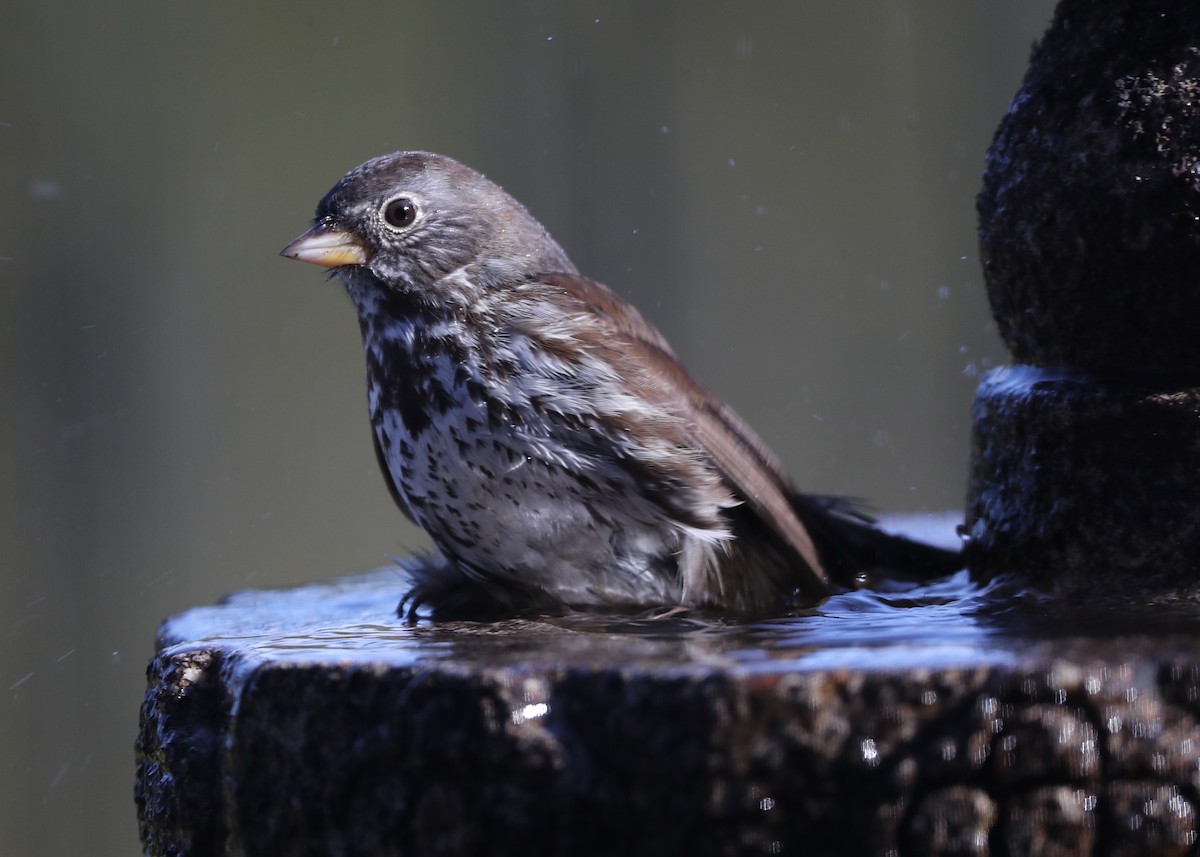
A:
[358,316,688,603]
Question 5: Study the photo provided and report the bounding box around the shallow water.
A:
[161,513,1200,679]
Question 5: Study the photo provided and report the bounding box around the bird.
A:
[282,151,961,620]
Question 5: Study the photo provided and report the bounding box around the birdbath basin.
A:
[135,513,1200,856]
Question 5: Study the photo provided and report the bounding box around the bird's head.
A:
[282,151,576,302]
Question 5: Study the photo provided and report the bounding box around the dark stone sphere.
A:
[978,0,1200,370]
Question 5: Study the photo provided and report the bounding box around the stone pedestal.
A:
[968,0,1200,590]
[135,570,1200,856]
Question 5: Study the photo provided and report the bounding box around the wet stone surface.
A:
[965,366,1200,601]
[136,562,1200,856]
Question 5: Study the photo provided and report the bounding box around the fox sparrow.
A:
[282,151,960,619]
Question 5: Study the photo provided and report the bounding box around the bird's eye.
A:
[382,197,419,229]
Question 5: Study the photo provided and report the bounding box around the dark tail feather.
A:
[789,493,964,588]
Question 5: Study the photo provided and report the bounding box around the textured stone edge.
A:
[135,646,236,857]
[966,365,1200,600]
[137,639,1200,856]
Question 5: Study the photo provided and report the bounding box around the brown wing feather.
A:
[539,272,678,355]
[539,273,831,592]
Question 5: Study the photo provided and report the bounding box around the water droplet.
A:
[29,178,63,200]
[861,737,880,766]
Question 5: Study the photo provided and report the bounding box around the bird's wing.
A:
[634,338,830,591]
[534,273,831,592]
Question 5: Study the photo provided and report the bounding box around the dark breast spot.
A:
[397,393,432,437]
[427,380,456,417]
[366,345,432,439]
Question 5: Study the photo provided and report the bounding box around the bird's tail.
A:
[789,493,964,589]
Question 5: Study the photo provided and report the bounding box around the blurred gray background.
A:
[1,2,1056,854]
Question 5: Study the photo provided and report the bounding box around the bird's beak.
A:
[280,223,369,268]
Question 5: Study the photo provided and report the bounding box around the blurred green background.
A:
[1,2,1056,854]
